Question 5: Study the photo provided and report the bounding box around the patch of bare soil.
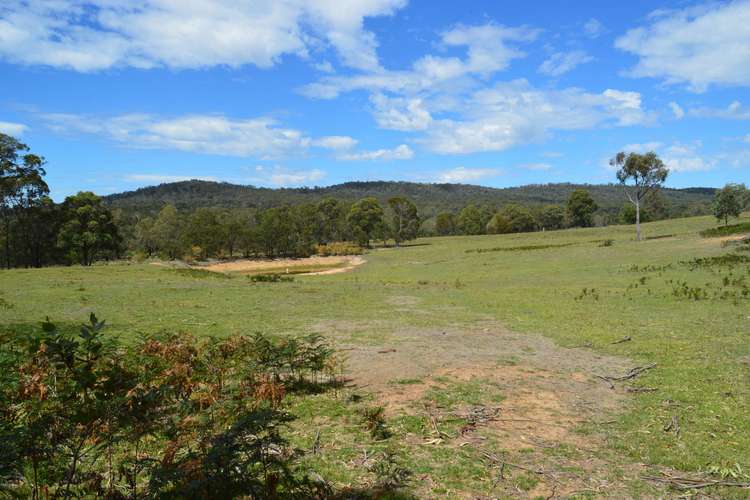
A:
[319,321,657,497]
[198,255,365,275]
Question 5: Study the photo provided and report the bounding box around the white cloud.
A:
[338,144,413,161]
[583,18,604,38]
[669,101,685,119]
[313,135,358,150]
[300,22,539,99]
[616,141,716,172]
[43,113,315,158]
[0,0,406,72]
[615,2,750,91]
[42,113,369,160]
[437,167,500,183]
[744,134,750,144]
[419,81,650,154]
[538,50,593,76]
[689,100,750,120]
[370,94,432,131]
[248,165,325,186]
[124,174,218,183]
[0,121,28,136]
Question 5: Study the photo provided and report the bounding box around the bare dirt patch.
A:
[198,255,365,276]
[318,321,653,496]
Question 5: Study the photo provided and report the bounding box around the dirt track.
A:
[200,255,365,275]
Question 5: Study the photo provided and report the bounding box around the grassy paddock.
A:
[2,213,749,496]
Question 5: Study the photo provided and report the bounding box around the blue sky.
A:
[1,0,749,200]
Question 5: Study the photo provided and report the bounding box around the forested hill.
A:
[105,180,716,217]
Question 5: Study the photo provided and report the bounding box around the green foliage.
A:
[712,183,748,226]
[566,189,598,227]
[358,406,390,440]
[435,212,457,236]
[347,197,385,247]
[538,204,566,230]
[388,197,420,246]
[457,204,486,235]
[0,314,339,498]
[499,203,537,233]
[57,191,122,265]
[619,203,650,224]
[485,213,510,234]
[700,221,750,238]
[612,151,669,240]
[249,273,295,282]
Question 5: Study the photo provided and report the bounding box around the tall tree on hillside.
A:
[152,204,183,259]
[611,151,669,241]
[184,208,224,259]
[0,133,49,268]
[712,183,748,226]
[435,212,456,236]
[538,205,566,230]
[566,189,597,228]
[500,204,537,233]
[347,197,384,247]
[315,198,345,244]
[388,197,420,246]
[457,204,485,235]
[57,192,121,265]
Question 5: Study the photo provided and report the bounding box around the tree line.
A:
[2,133,748,268]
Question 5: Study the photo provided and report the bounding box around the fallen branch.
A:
[595,363,656,387]
[611,336,632,345]
[642,474,750,490]
[377,348,396,354]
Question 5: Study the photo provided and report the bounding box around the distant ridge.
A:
[105,179,715,218]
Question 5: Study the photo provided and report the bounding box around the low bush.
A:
[249,273,295,282]
[315,241,364,256]
[0,313,338,498]
[699,222,750,238]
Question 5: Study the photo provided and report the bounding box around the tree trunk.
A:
[635,202,641,242]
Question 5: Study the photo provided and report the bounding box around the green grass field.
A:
[2,214,749,497]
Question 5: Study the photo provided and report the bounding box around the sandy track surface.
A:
[200,255,365,275]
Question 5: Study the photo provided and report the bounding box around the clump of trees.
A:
[0,314,341,497]
[1,133,122,268]
[712,183,749,226]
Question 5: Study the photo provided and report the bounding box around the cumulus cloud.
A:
[249,165,326,186]
[313,135,358,150]
[42,113,316,158]
[437,167,500,183]
[538,50,593,76]
[615,2,750,91]
[419,81,650,154]
[370,94,432,131]
[0,121,28,136]
[0,0,406,72]
[617,141,716,172]
[338,144,413,161]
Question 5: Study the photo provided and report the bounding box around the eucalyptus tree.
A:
[0,133,49,268]
[611,151,669,241]
[388,196,420,246]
